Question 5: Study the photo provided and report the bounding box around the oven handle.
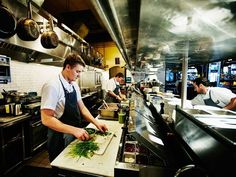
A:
[31,120,42,128]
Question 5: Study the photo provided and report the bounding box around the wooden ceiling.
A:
[41,0,113,43]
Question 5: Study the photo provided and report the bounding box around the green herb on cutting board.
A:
[68,140,99,158]
[95,131,112,136]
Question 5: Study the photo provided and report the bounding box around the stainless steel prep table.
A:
[0,113,31,126]
[51,119,123,177]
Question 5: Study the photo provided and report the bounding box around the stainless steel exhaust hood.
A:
[0,0,86,66]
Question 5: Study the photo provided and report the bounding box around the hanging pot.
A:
[16,0,40,41]
[0,1,17,38]
[41,15,59,49]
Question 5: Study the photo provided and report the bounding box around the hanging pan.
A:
[0,1,17,38]
[41,15,59,49]
[16,0,40,41]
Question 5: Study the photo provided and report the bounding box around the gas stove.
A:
[24,96,41,104]
[23,101,41,117]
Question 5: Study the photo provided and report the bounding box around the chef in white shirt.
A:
[40,53,107,162]
[105,72,125,103]
[191,77,236,110]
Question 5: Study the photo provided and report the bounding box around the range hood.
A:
[89,0,236,72]
[0,0,88,66]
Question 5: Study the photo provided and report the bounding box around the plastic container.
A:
[118,112,126,124]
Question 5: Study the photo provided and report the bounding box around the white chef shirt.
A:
[41,73,82,119]
[105,78,120,93]
[191,87,236,108]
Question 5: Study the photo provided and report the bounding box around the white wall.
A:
[0,60,61,97]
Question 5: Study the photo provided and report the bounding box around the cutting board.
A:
[94,132,114,155]
[51,119,123,177]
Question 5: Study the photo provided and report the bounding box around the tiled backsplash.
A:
[0,60,61,96]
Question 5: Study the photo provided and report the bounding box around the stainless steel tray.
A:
[98,103,119,118]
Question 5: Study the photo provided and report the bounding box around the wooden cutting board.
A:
[94,132,114,155]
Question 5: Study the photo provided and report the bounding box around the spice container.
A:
[123,153,136,163]
[118,109,126,124]
[124,142,136,152]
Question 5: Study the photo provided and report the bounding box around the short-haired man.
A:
[41,53,108,162]
[105,72,124,103]
[191,77,236,110]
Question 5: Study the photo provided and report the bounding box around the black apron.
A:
[47,77,82,162]
[204,91,222,108]
[105,79,120,103]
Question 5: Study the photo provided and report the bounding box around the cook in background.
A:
[40,53,108,162]
[105,72,125,103]
[191,77,236,110]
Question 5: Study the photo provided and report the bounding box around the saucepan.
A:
[16,0,40,41]
[41,15,59,49]
[0,1,17,38]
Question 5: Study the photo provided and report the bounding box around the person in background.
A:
[175,77,182,96]
[191,77,236,110]
[105,72,125,103]
[40,53,108,162]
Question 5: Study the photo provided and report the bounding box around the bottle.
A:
[118,108,125,124]
[127,86,131,98]
[160,102,165,114]
[128,116,134,130]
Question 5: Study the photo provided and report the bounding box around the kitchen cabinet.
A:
[23,102,47,157]
[0,114,30,175]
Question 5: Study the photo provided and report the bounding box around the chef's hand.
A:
[116,95,122,101]
[74,128,90,141]
[121,97,127,101]
[120,94,127,101]
[96,122,108,133]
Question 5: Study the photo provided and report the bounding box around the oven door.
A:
[25,118,47,157]
[31,119,47,151]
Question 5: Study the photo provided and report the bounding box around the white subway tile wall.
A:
[0,60,61,96]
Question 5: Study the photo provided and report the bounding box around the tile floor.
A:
[5,148,53,177]
[25,148,51,168]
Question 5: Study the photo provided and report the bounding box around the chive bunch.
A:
[68,140,99,158]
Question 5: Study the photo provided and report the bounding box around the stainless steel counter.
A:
[0,113,31,127]
[175,107,236,177]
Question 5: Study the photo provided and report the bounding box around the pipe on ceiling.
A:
[89,0,131,69]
